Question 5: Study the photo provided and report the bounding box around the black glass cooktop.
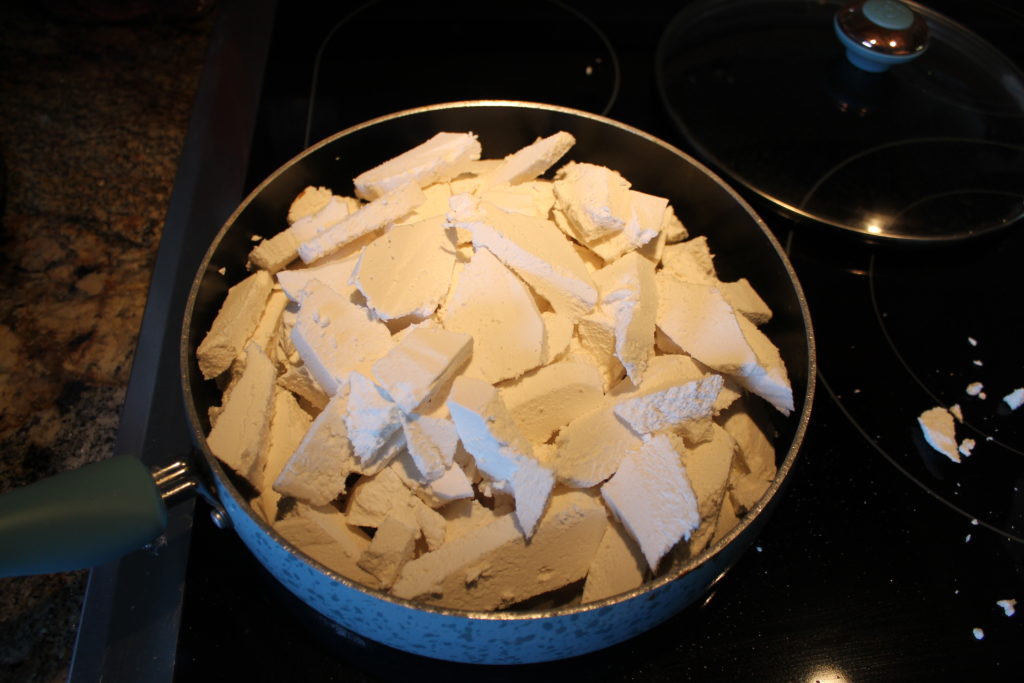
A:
[73,0,1024,680]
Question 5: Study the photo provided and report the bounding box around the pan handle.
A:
[0,456,169,577]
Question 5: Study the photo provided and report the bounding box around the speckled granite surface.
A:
[0,6,215,681]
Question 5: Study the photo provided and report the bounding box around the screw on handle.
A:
[834,0,930,72]
[0,455,168,577]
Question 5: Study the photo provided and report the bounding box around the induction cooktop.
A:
[71,1,1023,680]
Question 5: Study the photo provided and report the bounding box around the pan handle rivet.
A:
[210,508,233,530]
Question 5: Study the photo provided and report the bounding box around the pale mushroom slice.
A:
[353,131,482,201]
[391,489,607,610]
[206,342,277,483]
[441,247,546,384]
[447,375,555,539]
[591,250,658,384]
[351,215,458,322]
[290,280,393,396]
[298,181,427,265]
[197,270,274,379]
[581,518,647,603]
[448,193,598,321]
[600,433,700,572]
[474,131,575,191]
[274,502,380,589]
[252,387,312,523]
[273,387,355,507]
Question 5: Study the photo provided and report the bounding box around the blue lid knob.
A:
[834,0,929,73]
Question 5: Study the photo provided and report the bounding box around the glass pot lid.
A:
[656,0,1024,242]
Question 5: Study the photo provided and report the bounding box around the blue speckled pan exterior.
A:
[182,101,815,664]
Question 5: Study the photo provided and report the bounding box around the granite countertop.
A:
[0,5,216,680]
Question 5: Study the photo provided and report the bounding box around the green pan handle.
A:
[0,456,167,577]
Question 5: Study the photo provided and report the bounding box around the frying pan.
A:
[0,101,815,664]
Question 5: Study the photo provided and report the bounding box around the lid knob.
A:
[834,0,930,72]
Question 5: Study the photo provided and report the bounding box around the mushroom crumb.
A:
[917,406,959,463]
[1003,388,1023,411]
